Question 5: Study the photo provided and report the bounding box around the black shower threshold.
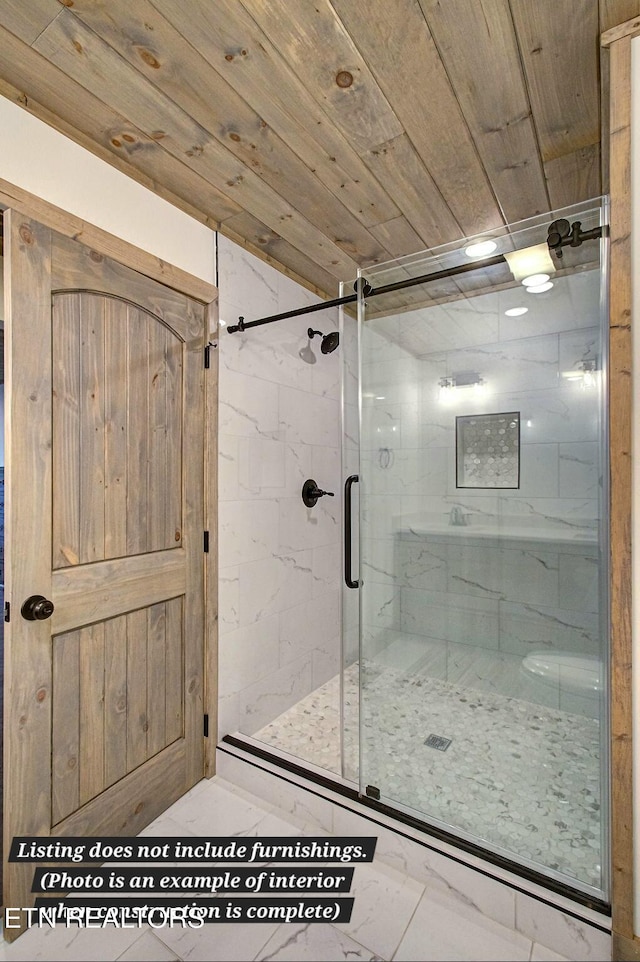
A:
[220,733,611,925]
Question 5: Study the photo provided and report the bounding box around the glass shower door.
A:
[354,202,608,898]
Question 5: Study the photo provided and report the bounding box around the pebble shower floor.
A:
[256,661,602,891]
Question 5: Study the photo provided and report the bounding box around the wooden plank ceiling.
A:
[0,0,637,301]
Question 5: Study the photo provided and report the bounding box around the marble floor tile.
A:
[334,861,425,960]
[255,923,382,961]
[153,920,279,962]
[116,931,179,960]
[393,887,533,961]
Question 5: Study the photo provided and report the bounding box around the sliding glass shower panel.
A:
[356,201,608,898]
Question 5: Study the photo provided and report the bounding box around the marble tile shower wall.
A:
[361,302,604,714]
[217,236,341,737]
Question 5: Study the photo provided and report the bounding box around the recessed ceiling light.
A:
[375,396,386,400]
[504,307,529,317]
[522,273,550,287]
[464,239,497,258]
[527,281,554,294]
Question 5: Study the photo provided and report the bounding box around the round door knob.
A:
[21,595,55,621]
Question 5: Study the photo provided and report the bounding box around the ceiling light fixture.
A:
[504,307,528,317]
[522,273,550,288]
[526,281,554,294]
[464,239,497,258]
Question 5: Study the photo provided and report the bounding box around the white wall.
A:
[0,95,215,282]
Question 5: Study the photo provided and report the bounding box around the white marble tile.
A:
[237,551,313,627]
[216,752,334,834]
[333,861,424,960]
[400,586,499,648]
[499,601,600,656]
[559,442,601,499]
[515,894,611,961]
[312,642,341,687]
[219,368,281,441]
[218,499,279,566]
[279,591,341,665]
[558,328,601,375]
[138,813,197,838]
[395,886,532,961]
[504,442,559,499]
[238,652,314,734]
[279,386,340,448]
[155,920,278,962]
[218,234,279,322]
[530,943,571,961]
[363,447,448,498]
[0,924,145,961]
[117,931,178,961]
[448,334,560,394]
[219,614,281,696]
[218,567,240,632]
[363,582,399,631]
[255,923,381,961]
[558,553,600,614]
[445,642,559,709]
[233,437,289,499]
[520,386,599,444]
[446,543,560,608]
[278,494,340,553]
[311,543,341,597]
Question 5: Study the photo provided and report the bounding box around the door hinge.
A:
[4,601,9,623]
[203,713,209,738]
[204,530,210,553]
[365,784,380,801]
[204,344,210,369]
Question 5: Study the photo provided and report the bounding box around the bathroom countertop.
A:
[393,518,599,552]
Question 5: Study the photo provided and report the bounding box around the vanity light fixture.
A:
[439,371,485,402]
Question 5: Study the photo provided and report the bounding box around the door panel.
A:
[3,209,207,930]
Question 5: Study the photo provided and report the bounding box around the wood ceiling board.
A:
[0,25,240,226]
[0,0,61,44]
[510,0,600,163]
[370,216,427,259]
[33,11,358,279]
[220,210,344,300]
[330,0,504,236]
[65,0,389,268]
[150,0,400,230]
[418,0,550,222]
[364,134,462,248]
[238,0,403,154]
[545,142,602,209]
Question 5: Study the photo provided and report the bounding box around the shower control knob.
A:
[302,479,335,508]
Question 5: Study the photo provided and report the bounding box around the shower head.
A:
[308,327,340,355]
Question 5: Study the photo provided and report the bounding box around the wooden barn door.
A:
[3,208,206,929]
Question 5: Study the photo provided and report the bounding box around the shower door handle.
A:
[344,474,359,589]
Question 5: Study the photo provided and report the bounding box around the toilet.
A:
[521,650,602,704]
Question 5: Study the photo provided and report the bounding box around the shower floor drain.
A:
[425,733,452,751]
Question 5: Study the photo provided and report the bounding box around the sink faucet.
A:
[449,505,468,526]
